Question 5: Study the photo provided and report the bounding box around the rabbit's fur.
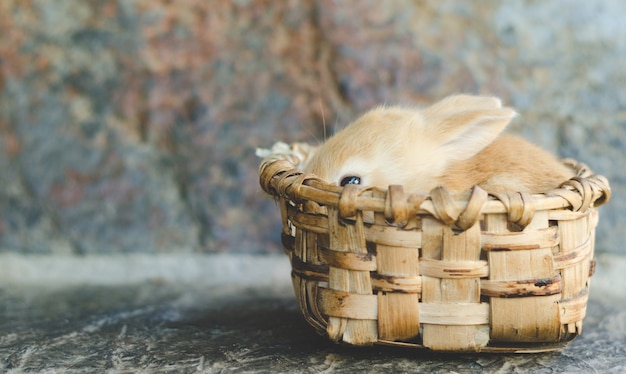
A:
[303,95,574,194]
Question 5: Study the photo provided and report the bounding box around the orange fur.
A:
[303,94,574,194]
[440,133,574,193]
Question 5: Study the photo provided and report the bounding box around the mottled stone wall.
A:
[0,0,624,254]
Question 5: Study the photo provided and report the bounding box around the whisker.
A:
[333,113,341,137]
[318,97,327,143]
[301,124,320,146]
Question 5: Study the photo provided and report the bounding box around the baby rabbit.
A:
[302,94,574,194]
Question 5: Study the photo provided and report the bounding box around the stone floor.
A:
[1,253,625,373]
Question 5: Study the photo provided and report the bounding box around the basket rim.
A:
[258,141,611,229]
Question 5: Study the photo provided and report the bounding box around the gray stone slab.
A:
[1,254,626,373]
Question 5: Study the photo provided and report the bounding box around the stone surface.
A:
[1,253,626,373]
[0,1,624,254]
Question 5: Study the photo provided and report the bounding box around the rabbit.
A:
[302,94,575,194]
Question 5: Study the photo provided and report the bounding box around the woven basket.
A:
[258,142,611,353]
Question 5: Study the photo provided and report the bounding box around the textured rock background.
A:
[0,0,623,255]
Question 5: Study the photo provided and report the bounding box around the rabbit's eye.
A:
[340,176,361,186]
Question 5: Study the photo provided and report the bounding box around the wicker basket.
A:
[258,142,611,353]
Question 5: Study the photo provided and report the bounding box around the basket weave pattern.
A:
[259,143,611,352]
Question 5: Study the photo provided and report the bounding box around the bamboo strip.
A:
[318,288,378,320]
[287,205,328,234]
[290,256,328,282]
[559,291,589,324]
[370,273,422,293]
[553,236,593,269]
[481,275,562,297]
[421,219,487,351]
[558,211,592,336]
[365,224,422,247]
[306,281,328,333]
[318,246,377,271]
[376,240,421,340]
[487,211,561,343]
[481,226,558,250]
[325,205,378,345]
[420,302,490,325]
[419,258,488,278]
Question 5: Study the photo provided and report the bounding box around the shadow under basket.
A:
[258,142,611,353]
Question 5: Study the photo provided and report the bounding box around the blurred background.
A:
[0,0,624,257]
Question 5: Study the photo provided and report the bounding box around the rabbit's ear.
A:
[431,107,517,163]
[423,94,502,119]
